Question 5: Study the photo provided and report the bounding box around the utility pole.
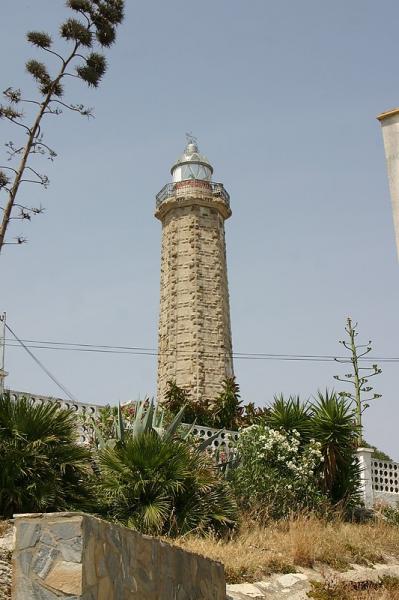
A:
[0,312,7,394]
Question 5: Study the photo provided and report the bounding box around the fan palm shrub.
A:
[98,431,238,536]
[0,393,94,517]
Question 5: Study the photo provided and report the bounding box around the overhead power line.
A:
[5,325,78,402]
[4,337,399,363]
[4,323,395,404]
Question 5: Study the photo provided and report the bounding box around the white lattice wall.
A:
[358,448,399,509]
[191,424,240,451]
[8,389,99,444]
[372,458,399,498]
[7,390,241,450]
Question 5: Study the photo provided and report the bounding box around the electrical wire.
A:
[4,324,394,404]
[5,324,78,402]
[4,338,399,363]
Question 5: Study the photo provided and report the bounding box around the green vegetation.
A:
[163,377,269,429]
[232,423,327,520]
[98,432,237,536]
[360,440,391,461]
[87,398,238,535]
[0,377,393,549]
[0,393,93,517]
[263,391,360,508]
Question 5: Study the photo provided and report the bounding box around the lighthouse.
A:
[155,137,234,403]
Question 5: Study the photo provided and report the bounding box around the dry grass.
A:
[0,521,11,538]
[309,577,399,599]
[174,516,399,583]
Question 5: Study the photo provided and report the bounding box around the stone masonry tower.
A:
[155,138,234,403]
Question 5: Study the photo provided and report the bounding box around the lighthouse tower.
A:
[155,137,234,403]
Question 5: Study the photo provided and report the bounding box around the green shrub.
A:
[311,391,360,508]
[98,431,238,536]
[232,423,327,520]
[0,393,93,517]
[265,394,312,440]
[264,391,361,509]
[163,379,269,430]
[375,504,399,525]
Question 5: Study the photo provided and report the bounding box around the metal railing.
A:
[156,181,230,209]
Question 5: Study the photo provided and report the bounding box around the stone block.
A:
[13,512,225,599]
[44,560,83,595]
[15,523,40,551]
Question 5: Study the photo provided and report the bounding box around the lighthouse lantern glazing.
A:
[171,141,213,183]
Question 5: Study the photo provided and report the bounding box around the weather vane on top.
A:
[185,132,198,146]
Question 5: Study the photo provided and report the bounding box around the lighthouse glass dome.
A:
[171,141,213,183]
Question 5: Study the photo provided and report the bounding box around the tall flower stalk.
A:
[0,0,125,252]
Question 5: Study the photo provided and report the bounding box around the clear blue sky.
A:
[1,1,399,457]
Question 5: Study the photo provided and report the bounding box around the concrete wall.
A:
[8,390,99,445]
[12,512,226,600]
[357,448,399,509]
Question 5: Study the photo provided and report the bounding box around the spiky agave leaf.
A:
[152,402,164,430]
[60,18,93,47]
[115,402,124,442]
[181,419,197,440]
[197,429,223,452]
[131,399,147,438]
[27,31,53,48]
[141,399,155,433]
[164,404,186,440]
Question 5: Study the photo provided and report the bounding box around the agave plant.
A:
[91,398,221,452]
[0,393,93,517]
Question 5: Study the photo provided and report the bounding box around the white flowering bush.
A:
[232,424,327,520]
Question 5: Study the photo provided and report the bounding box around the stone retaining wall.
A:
[12,512,225,600]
